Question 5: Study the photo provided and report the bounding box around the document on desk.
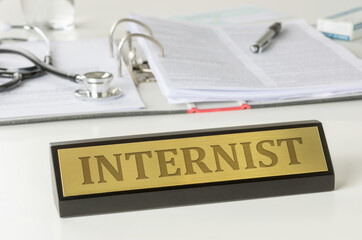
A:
[129,16,362,103]
[0,39,145,123]
[170,5,288,25]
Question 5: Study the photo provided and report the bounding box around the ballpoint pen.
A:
[250,22,281,53]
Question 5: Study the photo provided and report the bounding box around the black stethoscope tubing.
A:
[0,47,78,82]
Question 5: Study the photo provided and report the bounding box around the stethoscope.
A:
[0,21,122,100]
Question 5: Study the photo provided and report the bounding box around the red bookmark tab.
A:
[187,103,251,113]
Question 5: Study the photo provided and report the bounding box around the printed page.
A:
[129,16,267,91]
[130,15,362,103]
[219,19,362,89]
[170,5,287,25]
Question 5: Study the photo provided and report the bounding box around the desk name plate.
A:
[50,120,334,217]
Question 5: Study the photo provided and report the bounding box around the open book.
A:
[128,15,362,104]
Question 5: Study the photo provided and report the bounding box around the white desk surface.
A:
[1,0,362,239]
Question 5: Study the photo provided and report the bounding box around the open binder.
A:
[109,18,362,111]
[2,17,362,126]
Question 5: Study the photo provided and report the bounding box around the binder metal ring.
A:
[109,18,153,57]
[117,33,165,77]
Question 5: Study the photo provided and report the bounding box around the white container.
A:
[317,7,362,41]
[21,0,75,30]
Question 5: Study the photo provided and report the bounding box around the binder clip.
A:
[109,18,165,86]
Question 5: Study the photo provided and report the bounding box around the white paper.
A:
[0,38,145,120]
[170,5,287,25]
[129,15,362,103]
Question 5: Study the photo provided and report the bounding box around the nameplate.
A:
[50,120,334,217]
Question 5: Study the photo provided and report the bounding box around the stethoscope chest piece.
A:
[74,71,123,101]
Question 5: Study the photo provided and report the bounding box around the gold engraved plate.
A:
[57,126,328,197]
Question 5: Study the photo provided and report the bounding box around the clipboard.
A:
[1,18,362,126]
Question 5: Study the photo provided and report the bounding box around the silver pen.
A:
[250,22,281,54]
